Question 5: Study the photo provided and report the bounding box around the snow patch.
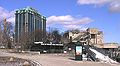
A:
[89,48,118,64]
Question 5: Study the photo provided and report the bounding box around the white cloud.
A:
[47,15,94,25]
[63,25,88,30]
[77,0,110,5]
[7,16,15,24]
[77,0,120,12]
[60,17,94,25]
[64,25,82,29]
[0,6,15,24]
[0,7,9,21]
[109,1,120,12]
[47,15,74,24]
[47,15,94,30]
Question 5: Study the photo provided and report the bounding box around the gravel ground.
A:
[0,49,120,66]
[0,62,20,66]
[0,56,38,66]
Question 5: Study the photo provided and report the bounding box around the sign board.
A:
[34,42,43,44]
[76,46,82,55]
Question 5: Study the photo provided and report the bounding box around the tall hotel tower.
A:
[15,7,46,43]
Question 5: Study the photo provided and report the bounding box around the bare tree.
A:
[33,29,43,42]
[51,30,61,43]
[19,29,44,51]
[0,22,3,46]
[61,30,70,44]
[0,21,13,49]
[19,31,33,51]
[5,22,13,49]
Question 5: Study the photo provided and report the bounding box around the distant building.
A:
[15,7,46,43]
[87,28,103,46]
[69,28,103,45]
[67,28,118,48]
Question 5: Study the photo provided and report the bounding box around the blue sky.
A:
[0,0,120,44]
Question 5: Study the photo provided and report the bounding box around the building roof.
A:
[15,6,46,19]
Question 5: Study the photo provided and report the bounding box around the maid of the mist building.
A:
[15,7,46,43]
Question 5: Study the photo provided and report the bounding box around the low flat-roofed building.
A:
[103,43,119,48]
[94,43,119,48]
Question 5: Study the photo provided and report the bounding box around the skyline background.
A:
[0,0,120,44]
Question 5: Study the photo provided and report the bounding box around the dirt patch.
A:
[0,56,39,66]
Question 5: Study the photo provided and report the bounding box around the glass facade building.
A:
[15,7,46,43]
